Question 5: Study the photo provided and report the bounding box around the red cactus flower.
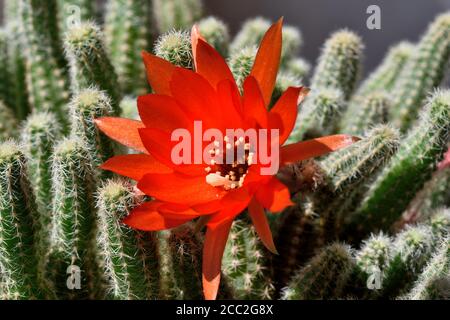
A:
[95,18,358,300]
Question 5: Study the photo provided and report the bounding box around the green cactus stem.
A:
[154,30,193,69]
[288,87,345,141]
[344,90,450,238]
[402,236,450,300]
[198,16,230,57]
[317,125,400,240]
[96,180,159,300]
[18,0,70,123]
[281,243,355,300]
[47,138,97,299]
[284,57,311,81]
[21,112,60,222]
[228,46,257,91]
[0,30,14,111]
[152,0,203,34]
[0,141,42,299]
[222,219,275,300]
[0,101,18,140]
[390,13,450,132]
[104,0,153,96]
[310,29,364,101]
[341,91,391,135]
[382,225,436,298]
[69,88,115,169]
[119,96,139,121]
[157,224,203,300]
[271,71,303,107]
[64,22,122,115]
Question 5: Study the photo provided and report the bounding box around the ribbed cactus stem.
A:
[341,91,391,135]
[58,0,96,33]
[154,30,193,69]
[382,225,436,298]
[390,13,450,132]
[284,57,311,80]
[0,30,14,110]
[104,0,153,96]
[0,141,42,299]
[288,87,345,141]
[152,0,203,34]
[69,88,115,168]
[281,243,355,300]
[157,224,203,299]
[356,42,414,97]
[48,138,97,299]
[96,180,159,300]
[317,125,400,240]
[18,0,70,123]
[346,90,450,237]
[310,29,364,100]
[64,22,122,115]
[198,16,230,57]
[222,220,274,299]
[21,112,60,221]
[0,101,18,140]
[402,236,450,300]
[428,208,450,239]
[228,46,257,91]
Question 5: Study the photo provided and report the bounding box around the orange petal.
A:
[100,154,173,180]
[138,94,192,132]
[250,18,283,107]
[280,134,360,165]
[243,76,268,128]
[95,117,147,153]
[206,189,252,229]
[255,177,294,213]
[191,25,206,71]
[192,29,235,89]
[202,220,233,300]
[138,127,207,176]
[142,51,176,96]
[123,201,198,231]
[137,172,226,206]
[248,197,278,254]
[270,86,309,144]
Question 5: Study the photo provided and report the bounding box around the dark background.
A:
[1,0,450,73]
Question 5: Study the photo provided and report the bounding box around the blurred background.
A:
[1,0,450,72]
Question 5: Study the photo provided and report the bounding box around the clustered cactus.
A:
[0,0,449,300]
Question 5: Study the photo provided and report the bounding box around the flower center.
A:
[205,136,253,190]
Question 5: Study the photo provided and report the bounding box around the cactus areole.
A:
[95,18,358,300]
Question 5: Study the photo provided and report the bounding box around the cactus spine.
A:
[0,141,42,299]
[64,22,122,115]
[69,88,115,168]
[104,0,153,96]
[281,243,355,300]
[223,220,275,299]
[96,180,159,300]
[154,30,193,69]
[284,57,311,80]
[228,46,257,91]
[48,138,97,299]
[345,90,450,238]
[390,13,450,132]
